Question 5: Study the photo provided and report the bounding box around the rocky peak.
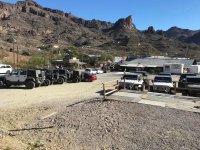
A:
[111,15,136,30]
[144,26,156,34]
[0,2,21,19]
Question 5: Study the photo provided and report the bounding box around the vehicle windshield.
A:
[59,70,66,74]
[134,71,146,76]
[85,69,91,72]
[159,73,171,76]
[154,76,172,83]
[180,74,195,79]
[187,78,200,83]
[123,75,138,80]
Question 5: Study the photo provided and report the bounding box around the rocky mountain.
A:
[186,31,200,45]
[0,0,200,59]
[164,26,200,43]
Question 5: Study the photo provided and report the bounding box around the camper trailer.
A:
[189,65,200,74]
[163,63,184,74]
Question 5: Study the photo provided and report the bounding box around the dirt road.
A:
[0,73,121,109]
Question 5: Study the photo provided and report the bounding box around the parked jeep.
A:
[68,70,97,83]
[151,75,174,94]
[119,72,145,91]
[53,69,69,83]
[43,69,64,84]
[181,76,200,96]
[0,69,45,89]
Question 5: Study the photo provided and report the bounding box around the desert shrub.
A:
[99,53,114,62]
[24,55,48,69]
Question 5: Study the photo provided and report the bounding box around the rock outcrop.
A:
[110,15,136,30]
[144,26,156,34]
[0,2,21,19]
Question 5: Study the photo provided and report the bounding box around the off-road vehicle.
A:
[43,69,64,84]
[181,76,200,96]
[151,75,174,94]
[53,69,69,83]
[178,73,196,88]
[119,72,145,91]
[0,69,45,89]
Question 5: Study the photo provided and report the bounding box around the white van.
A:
[0,64,12,74]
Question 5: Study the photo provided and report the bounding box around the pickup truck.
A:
[151,75,174,94]
[119,72,145,91]
[181,76,200,96]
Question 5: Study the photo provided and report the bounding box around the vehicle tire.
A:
[182,91,188,96]
[73,78,79,83]
[25,81,35,89]
[5,83,11,88]
[129,85,133,90]
[35,83,41,88]
[57,78,64,84]
[44,79,51,86]
[0,80,4,88]
[149,86,154,92]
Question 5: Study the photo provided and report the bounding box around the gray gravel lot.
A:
[17,99,200,150]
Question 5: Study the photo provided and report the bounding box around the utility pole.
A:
[17,45,19,69]
[185,45,189,58]
[12,40,15,69]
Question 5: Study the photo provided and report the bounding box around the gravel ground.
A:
[4,99,199,150]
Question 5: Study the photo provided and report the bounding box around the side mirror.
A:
[121,77,123,80]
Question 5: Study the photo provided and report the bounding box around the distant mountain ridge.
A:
[164,26,200,43]
[0,0,200,59]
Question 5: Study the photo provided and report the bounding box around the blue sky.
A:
[2,0,200,31]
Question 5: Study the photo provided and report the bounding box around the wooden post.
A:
[103,83,106,99]
[116,80,119,91]
[123,77,126,89]
[174,82,177,95]
[148,79,151,91]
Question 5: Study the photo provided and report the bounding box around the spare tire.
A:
[25,81,35,89]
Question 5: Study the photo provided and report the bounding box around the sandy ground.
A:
[0,73,121,109]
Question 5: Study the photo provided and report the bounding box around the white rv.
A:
[163,63,184,74]
[189,65,200,74]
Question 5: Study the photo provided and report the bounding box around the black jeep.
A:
[0,69,45,89]
[43,69,69,84]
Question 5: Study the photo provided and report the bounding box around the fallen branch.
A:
[9,126,54,132]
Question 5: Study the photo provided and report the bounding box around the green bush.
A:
[24,55,49,69]
[99,53,114,62]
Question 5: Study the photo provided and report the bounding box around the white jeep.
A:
[0,69,45,89]
[152,75,174,94]
[119,72,145,91]
[0,64,12,75]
